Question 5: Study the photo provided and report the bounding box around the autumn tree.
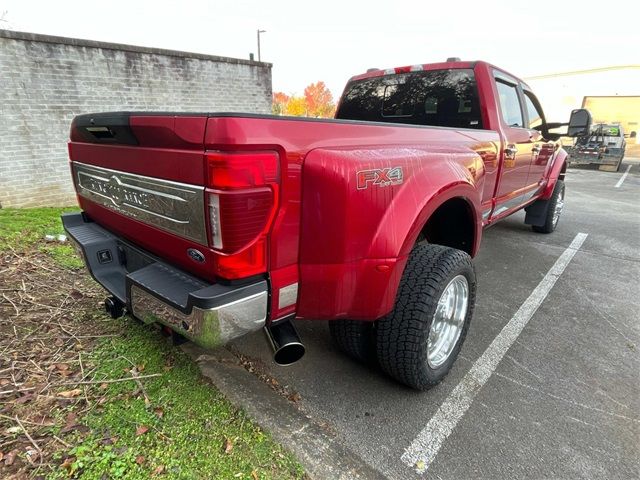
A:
[272,81,336,118]
[272,92,290,115]
[304,81,335,118]
[285,96,307,117]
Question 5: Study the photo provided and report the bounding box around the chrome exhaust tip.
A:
[264,320,305,366]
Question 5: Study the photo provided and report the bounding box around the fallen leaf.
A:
[15,393,35,404]
[136,364,145,372]
[99,383,108,390]
[5,449,18,466]
[153,407,164,419]
[59,389,82,398]
[152,465,165,475]
[6,426,22,434]
[65,412,78,426]
[25,448,39,465]
[135,425,149,436]
[0,378,10,386]
[234,474,243,478]
[287,392,301,403]
[54,338,64,347]
[251,470,259,480]
[61,412,80,433]
[135,455,145,465]
[0,452,4,462]
[415,460,426,470]
[70,289,84,300]
[223,438,233,454]
[55,363,70,371]
[61,456,74,471]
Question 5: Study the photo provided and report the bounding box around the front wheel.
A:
[532,179,565,233]
[376,244,476,390]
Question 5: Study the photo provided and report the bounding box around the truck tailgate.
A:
[68,112,214,280]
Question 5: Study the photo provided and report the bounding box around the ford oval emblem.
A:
[187,248,205,263]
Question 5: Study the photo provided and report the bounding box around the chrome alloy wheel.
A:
[427,275,469,368]
[552,185,565,228]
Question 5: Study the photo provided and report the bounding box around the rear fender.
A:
[297,146,482,320]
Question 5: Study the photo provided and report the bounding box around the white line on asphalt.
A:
[614,164,632,188]
[401,232,589,474]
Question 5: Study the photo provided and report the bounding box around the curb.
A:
[181,344,386,480]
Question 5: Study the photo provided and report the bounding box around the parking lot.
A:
[193,160,639,479]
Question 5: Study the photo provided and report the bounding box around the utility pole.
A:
[257,29,266,62]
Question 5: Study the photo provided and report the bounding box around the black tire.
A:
[532,179,565,234]
[376,244,476,390]
[329,319,375,364]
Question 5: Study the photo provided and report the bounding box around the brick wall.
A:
[0,29,272,208]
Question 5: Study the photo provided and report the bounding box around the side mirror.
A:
[631,131,637,139]
[567,109,592,137]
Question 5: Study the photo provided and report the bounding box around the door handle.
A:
[531,145,541,154]
[504,145,517,158]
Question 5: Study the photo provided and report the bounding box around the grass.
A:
[0,207,304,479]
[0,207,84,269]
[49,319,304,480]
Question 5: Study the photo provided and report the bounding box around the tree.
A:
[272,92,290,115]
[285,96,307,117]
[304,81,335,118]
[272,81,336,118]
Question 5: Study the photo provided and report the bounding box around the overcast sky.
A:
[2,0,638,99]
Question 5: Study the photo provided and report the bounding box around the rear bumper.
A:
[568,150,624,165]
[62,212,268,349]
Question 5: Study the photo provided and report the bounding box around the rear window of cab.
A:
[336,69,483,130]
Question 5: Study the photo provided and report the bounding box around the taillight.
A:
[206,151,280,279]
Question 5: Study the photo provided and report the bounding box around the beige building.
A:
[526,66,640,150]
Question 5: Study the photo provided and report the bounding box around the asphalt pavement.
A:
[190,159,640,479]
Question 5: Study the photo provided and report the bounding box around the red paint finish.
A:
[67,60,567,323]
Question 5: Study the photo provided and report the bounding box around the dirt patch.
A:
[0,249,114,478]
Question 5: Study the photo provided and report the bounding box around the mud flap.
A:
[524,198,550,227]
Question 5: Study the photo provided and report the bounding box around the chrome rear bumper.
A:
[130,285,267,348]
[62,212,268,350]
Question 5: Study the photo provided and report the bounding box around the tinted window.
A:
[496,81,523,128]
[336,69,483,129]
[523,92,544,130]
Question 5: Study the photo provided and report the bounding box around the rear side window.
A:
[496,81,523,128]
[336,69,484,129]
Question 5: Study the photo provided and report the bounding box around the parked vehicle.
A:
[62,60,590,390]
[569,123,626,171]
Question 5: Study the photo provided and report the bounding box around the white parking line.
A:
[614,164,632,188]
[401,232,589,474]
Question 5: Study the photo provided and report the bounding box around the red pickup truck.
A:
[62,60,590,390]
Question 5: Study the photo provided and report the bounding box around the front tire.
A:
[532,179,565,234]
[376,244,476,390]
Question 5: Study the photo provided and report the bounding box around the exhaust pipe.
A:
[265,320,305,366]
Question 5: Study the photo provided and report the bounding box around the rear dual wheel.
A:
[330,244,476,390]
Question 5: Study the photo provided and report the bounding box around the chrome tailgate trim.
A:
[72,161,207,245]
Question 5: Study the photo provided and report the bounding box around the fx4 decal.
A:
[356,167,404,190]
